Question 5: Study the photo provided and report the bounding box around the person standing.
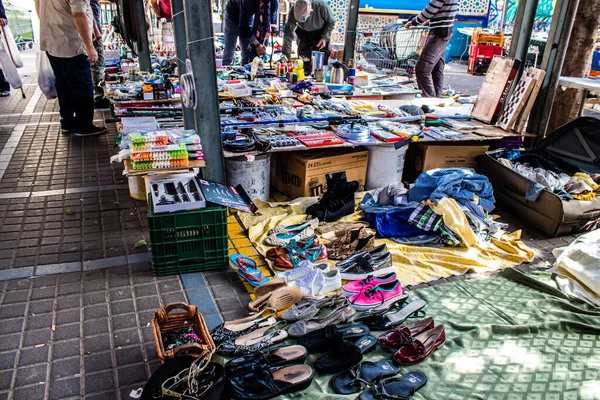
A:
[282,0,335,74]
[222,0,267,66]
[90,0,107,108]
[0,0,10,97]
[406,0,458,98]
[150,0,175,49]
[35,0,106,136]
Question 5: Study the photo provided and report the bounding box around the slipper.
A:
[356,299,426,330]
[228,364,314,399]
[226,344,308,377]
[354,334,377,355]
[358,371,428,400]
[254,278,287,298]
[248,286,302,312]
[218,321,289,356]
[332,360,400,395]
[230,254,268,287]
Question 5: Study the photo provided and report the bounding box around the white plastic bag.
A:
[0,26,23,68]
[0,33,22,89]
[36,51,57,99]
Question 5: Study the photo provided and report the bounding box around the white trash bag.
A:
[0,29,22,89]
[0,26,23,68]
[36,50,57,99]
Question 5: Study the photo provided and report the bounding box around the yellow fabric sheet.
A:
[238,199,535,287]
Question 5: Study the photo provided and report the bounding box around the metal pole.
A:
[183,0,226,184]
[134,0,152,71]
[170,0,195,129]
[499,0,507,34]
[508,0,540,62]
[527,0,579,145]
[343,0,360,65]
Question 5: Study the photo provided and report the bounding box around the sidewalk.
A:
[0,69,573,399]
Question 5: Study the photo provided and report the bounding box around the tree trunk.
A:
[546,0,600,134]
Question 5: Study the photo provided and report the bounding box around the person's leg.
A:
[46,55,76,130]
[432,36,451,98]
[0,69,10,94]
[222,5,239,66]
[240,36,253,65]
[64,55,94,132]
[415,35,449,97]
[92,39,106,103]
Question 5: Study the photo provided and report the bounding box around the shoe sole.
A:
[350,292,406,311]
[74,130,107,137]
[339,266,396,281]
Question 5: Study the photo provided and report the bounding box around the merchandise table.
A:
[557,76,600,117]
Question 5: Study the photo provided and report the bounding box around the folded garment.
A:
[497,158,514,169]
[373,184,409,206]
[362,207,427,239]
[564,178,594,195]
[408,168,495,213]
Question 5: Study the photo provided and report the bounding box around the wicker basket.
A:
[152,302,216,363]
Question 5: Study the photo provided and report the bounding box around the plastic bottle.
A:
[347,59,356,86]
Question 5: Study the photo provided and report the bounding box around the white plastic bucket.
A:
[128,175,146,201]
[225,154,271,202]
[366,145,407,190]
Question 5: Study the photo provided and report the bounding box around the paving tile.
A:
[0,318,24,334]
[51,357,81,380]
[113,328,140,348]
[14,383,46,399]
[186,288,218,315]
[83,279,106,293]
[111,314,138,332]
[3,289,30,304]
[83,292,107,306]
[53,340,80,359]
[84,334,111,355]
[111,299,134,315]
[109,288,132,302]
[115,345,144,366]
[84,319,109,336]
[15,363,47,386]
[158,279,183,293]
[84,370,115,394]
[54,323,81,341]
[50,377,80,399]
[133,283,157,298]
[0,351,17,371]
[30,286,56,301]
[135,296,161,312]
[37,262,82,276]
[0,370,13,391]
[26,313,53,330]
[55,309,80,325]
[161,292,187,304]
[83,304,108,321]
[18,346,49,366]
[32,275,58,287]
[117,364,147,386]
[84,352,113,373]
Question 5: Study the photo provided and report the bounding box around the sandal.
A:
[393,325,445,364]
[358,372,427,400]
[210,309,276,343]
[288,305,356,337]
[228,364,314,399]
[266,236,322,260]
[264,218,319,246]
[248,286,302,312]
[281,293,346,322]
[225,344,308,377]
[218,321,288,356]
[332,360,400,395]
[317,221,370,235]
[356,299,426,330]
[230,254,269,287]
[325,227,376,260]
[378,317,435,349]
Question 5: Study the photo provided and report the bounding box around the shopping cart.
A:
[354,24,429,78]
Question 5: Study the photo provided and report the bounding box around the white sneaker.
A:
[285,262,341,297]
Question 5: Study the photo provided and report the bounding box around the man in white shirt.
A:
[35,0,106,136]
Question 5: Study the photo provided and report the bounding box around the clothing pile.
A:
[361,168,505,247]
[496,151,600,201]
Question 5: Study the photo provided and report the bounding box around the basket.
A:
[148,199,228,275]
[152,302,216,363]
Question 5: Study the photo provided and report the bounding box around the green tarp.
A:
[259,269,600,399]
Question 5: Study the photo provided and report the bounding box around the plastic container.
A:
[225,154,271,202]
[365,144,407,190]
[148,200,228,275]
[128,176,146,201]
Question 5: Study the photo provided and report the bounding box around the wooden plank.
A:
[514,68,546,133]
[496,74,536,131]
[471,56,519,124]
[124,159,205,176]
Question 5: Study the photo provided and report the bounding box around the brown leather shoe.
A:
[378,317,434,349]
[393,325,445,364]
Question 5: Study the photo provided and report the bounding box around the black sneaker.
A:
[74,125,107,137]
[0,91,10,97]
[307,175,359,222]
[61,126,76,134]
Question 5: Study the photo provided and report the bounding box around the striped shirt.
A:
[412,0,458,37]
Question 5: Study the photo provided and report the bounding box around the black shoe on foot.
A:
[74,125,107,137]
[94,97,110,109]
[61,126,76,134]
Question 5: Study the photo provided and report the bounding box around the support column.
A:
[134,0,152,72]
[527,0,580,144]
[343,0,360,65]
[170,0,195,129]
[508,0,540,64]
[183,0,226,184]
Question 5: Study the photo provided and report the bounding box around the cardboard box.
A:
[403,143,489,182]
[274,148,369,198]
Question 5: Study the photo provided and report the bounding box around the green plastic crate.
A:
[148,200,228,276]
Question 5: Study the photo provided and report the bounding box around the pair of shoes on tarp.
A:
[306,172,359,222]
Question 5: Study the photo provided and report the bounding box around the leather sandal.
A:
[266,236,321,260]
[210,309,276,344]
[228,364,314,399]
[332,360,400,395]
[218,321,288,356]
[281,293,346,322]
[249,286,302,312]
[287,305,356,337]
[356,299,426,330]
[225,345,308,377]
[393,325,445,364]
[253,278,287,298]
[378,317,435,350]
[358,372,427,400]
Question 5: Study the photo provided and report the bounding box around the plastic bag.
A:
[0,34,22,89]
[0,26,23,68]
[36,51,57,99]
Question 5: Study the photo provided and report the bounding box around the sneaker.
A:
[336,244,387,270]
[342,272,398,296]
[0,91,10,97]
[348,280,404,311]
[74,125,107,137]
[61,126,76,134]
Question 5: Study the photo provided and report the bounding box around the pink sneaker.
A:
[342,273,398,296]
[348,280,404,311]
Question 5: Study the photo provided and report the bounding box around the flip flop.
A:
[357,299,426,330]
[332,360,400,395]
[354,334,378,355]
[297,323,371,353]
[230,254,268,287]
[358,371,428,400]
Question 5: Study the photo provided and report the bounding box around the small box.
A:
[146,173,206,214]
[274,148,369,198]
[225,83,252,97]
[403,143,489,182]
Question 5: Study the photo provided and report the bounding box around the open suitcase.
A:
[478,117,600,236]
